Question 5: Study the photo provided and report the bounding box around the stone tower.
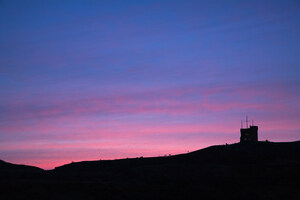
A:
[240,116,258,143]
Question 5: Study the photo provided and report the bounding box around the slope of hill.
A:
[1,141,300,200]
[54,141,300,172]
[0,159,44,181]
[0,159,43,172]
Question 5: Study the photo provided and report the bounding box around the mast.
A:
[245,116,249,128]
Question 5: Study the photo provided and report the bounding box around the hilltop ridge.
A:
[1,141,300,200]
[53,140,300,172]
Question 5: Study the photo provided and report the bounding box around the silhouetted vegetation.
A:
[1,141,300,200]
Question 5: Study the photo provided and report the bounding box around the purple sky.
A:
[0,0,300,169]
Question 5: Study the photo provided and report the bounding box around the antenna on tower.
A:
[245,116,249,128]
[241,120,243,128]
[252,120,254,126]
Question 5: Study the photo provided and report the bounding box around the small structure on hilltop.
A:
[240,116,258,143]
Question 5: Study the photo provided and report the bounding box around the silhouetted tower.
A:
[240,116,258,143]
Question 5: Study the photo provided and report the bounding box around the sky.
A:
[0,0,300,169]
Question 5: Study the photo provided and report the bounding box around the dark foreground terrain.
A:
[1,141,300,200]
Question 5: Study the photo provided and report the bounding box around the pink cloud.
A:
[2,81,298,123]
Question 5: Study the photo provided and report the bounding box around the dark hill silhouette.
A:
[0,159,44,181]
[54,141,300,172]
[0,159,43,172]
[1,141,300,200]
